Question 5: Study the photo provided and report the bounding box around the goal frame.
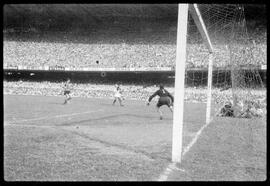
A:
[172,4,214,163]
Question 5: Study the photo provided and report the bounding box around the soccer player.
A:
[147,84,174,120]
[112,84,124,106]
[63,78,72,104]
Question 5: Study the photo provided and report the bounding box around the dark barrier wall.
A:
[3,70,267,88]
[3,70,175,85]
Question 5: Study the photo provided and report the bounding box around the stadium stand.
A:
[3,29,266,69]
[3,4,266,106]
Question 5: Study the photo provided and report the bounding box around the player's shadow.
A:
[70,130,171,162]
[124,113,172,120]
[59,113,171,126]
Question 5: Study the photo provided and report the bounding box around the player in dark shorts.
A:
[63,79,72,104]
[147,84,174,120]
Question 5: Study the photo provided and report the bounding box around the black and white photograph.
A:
[3,4,267,181]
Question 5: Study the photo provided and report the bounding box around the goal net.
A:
[186,4,266,120]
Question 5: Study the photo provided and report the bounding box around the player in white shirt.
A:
[112,84,124,106]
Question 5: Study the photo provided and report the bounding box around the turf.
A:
[4,95,202,181]
[3,94,266,181]
[167,116,267,181]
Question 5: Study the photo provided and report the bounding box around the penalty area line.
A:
[157,162,186,181]
[158,117,213,181]
[6,109,104,124]
[182,117,213,156]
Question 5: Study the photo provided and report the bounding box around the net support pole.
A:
[206,53,213,124]
[189,4,213,52]
[189,4,214,125]
[172,3,188,163]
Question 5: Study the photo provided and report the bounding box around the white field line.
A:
[158,117,214,181]
[5,109,104,124]
[4,122,54,128]
[182,117,213,156]
[158,162,186,181]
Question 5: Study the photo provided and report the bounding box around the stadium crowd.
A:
[3,5,266,119]
[3,80,266,108]
[3,29,266,69]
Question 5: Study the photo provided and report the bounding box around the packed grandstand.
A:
[3,4,266,70]
[3,4,267,107]
[3,25,266,69]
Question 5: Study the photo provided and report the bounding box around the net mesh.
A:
[186,4,266,118]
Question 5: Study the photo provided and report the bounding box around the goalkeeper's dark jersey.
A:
[148,89,174,102]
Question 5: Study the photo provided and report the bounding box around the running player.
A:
[147,84,174,120]
[112,84,124,106]
[63,78,72,104]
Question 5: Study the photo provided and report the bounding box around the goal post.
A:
[172,3,189,163]
[172,4,214,163]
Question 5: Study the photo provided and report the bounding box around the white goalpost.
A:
[171,4,189,163]
[172,4,214,163]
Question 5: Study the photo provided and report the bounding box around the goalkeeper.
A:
[147,84,174,120]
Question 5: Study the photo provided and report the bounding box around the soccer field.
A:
[4,94,266,181]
